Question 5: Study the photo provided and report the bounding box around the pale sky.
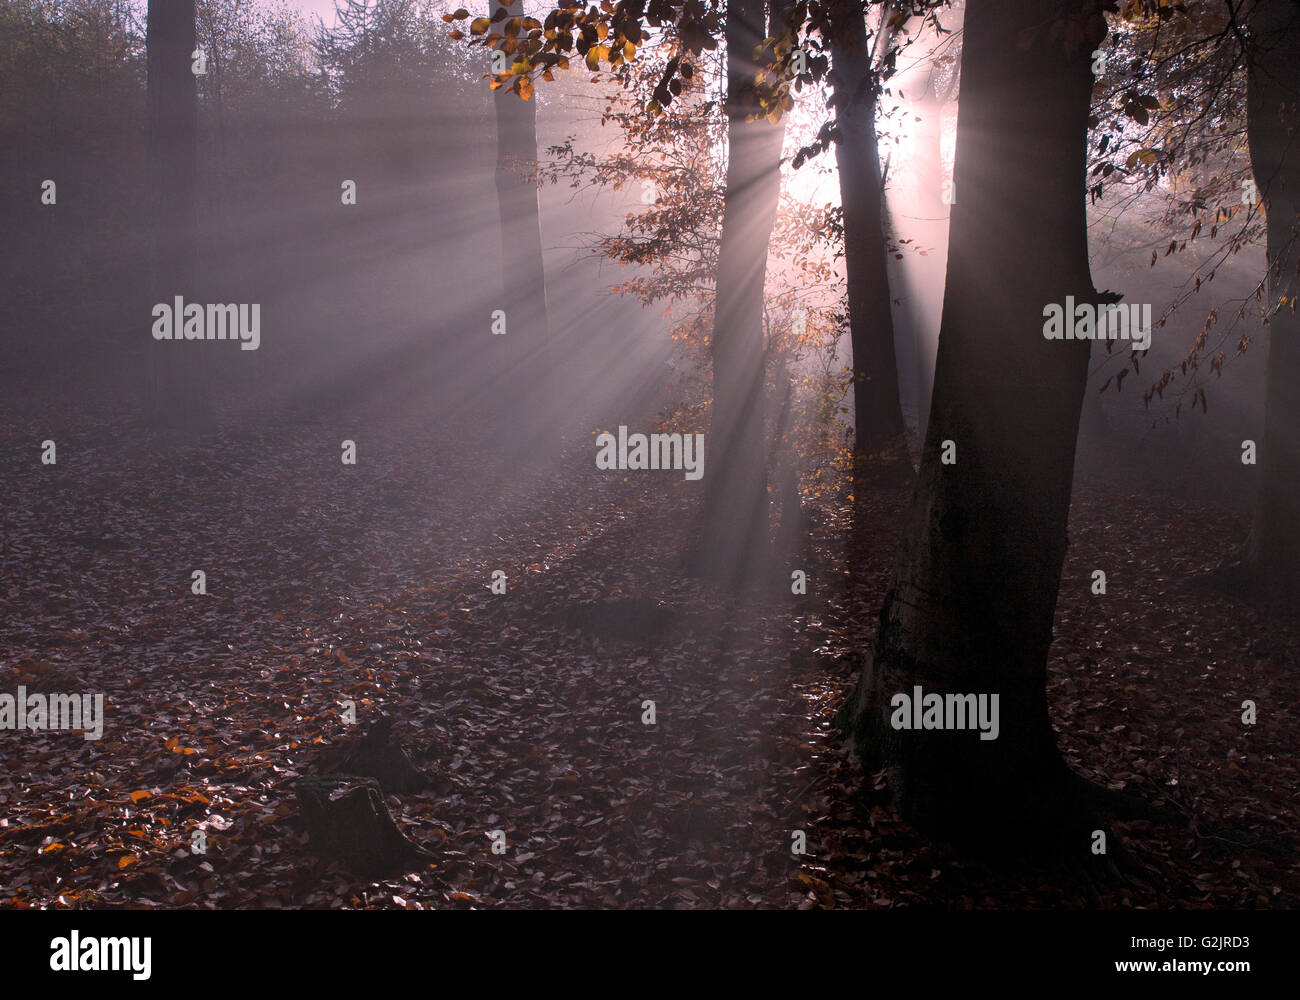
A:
[292,0,341,25]
[288,0,462,27]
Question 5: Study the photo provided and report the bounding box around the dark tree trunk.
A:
[843,0,1109,845]
[492,0,554,436]
[828,1,910,491]
[695,0,792,588]
[1230,2,1300,606]
[146,0,214,433]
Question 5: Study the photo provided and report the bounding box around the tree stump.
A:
[338,715,429,795]
[294,774,431,878]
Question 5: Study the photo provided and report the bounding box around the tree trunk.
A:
[843,0,1108,846]
[1230,2,1300,605]
[146,0,214,433]
[907,65,955,444]
[492,0,554,438]
[828,1,910,492]
[695,0,792,588]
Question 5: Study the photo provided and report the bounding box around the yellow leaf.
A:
[470,16,490,34]
[118,856,139,869]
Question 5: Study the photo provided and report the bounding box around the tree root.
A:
[1069,770,1188,827]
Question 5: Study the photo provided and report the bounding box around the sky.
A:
[291,0,342,27]
[293,0,341,18]
[289,0,456,27]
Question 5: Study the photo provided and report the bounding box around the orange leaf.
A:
[129,790,152,803]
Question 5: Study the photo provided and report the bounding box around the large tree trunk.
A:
[1229,2,1300,605]
[828,0,910,491]
[695,0,792,588]
[492,0,554,438]
[147,0,215,432]
[843,0,1108,845]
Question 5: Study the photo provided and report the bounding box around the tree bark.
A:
[146,0,214,433]
[843,0,1109,845]
[828,0,910,491]
[492,0,554,435]
[695,0,793,588]
[1231,2,1300,606]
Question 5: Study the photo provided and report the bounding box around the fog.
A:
[1,0,1292,920]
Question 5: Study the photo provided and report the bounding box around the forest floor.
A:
[0,403,1296,909]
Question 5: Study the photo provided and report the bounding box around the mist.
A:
[0,0,1294,946]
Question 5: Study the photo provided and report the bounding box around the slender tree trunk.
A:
[843,0,1109,845]
[908,70,954,443]
[147,0,214,432]
[696,0,792,588]
[1230,2,1300,605]
[828,0,910,492]
[491,0,554,437]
